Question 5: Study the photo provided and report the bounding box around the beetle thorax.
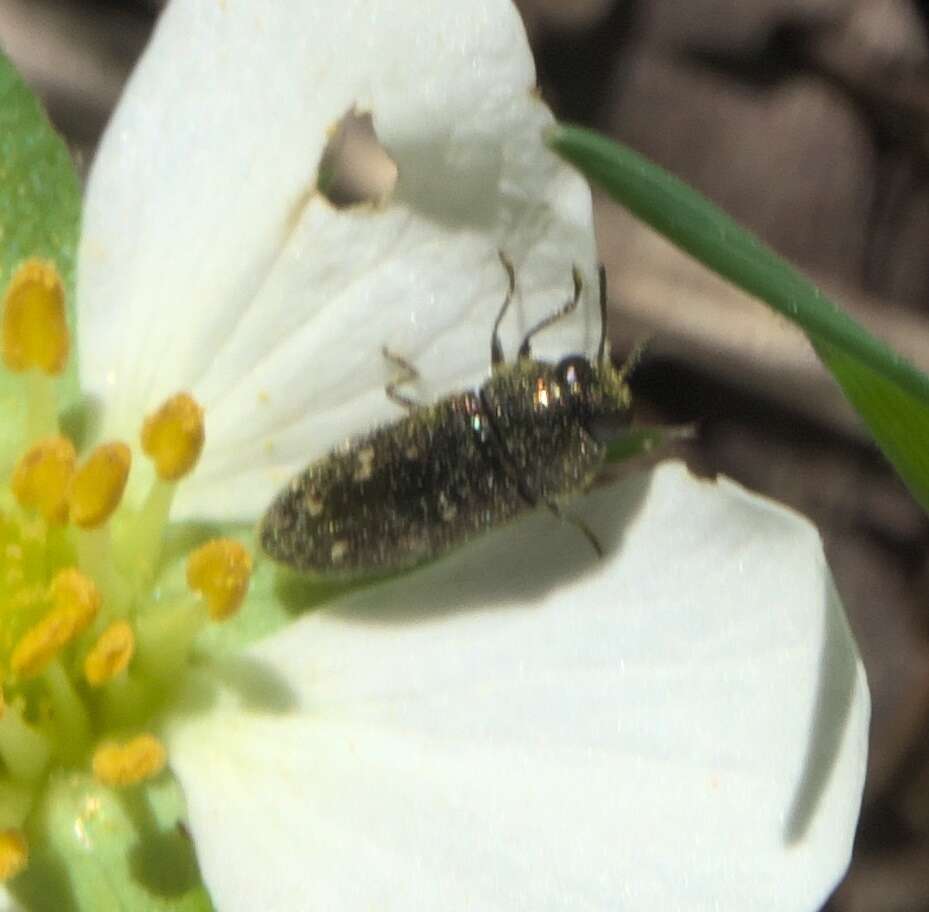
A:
[479,357,619,501]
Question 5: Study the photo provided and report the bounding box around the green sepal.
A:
[547,123,929,513]
[9,772,213,912]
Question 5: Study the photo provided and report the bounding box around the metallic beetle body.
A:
[259,263,633,577]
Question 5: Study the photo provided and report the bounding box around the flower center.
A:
[0,259,252,880]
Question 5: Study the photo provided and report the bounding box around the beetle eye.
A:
[557,356,592,390]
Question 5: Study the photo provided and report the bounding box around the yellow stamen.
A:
[0,828,28,882]
[10,570,101,679]
[11,611,79,680]
[50,568,102,633]
[1,259,68,375]
[0,700,51,782]
[84,620,135,687]
[141,393,205,481]
[68,442,131,529]
[186,538,252,621]
[92,733,166,787]
[11,436,76,524]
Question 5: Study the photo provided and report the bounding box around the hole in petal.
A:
[317,108,398,208]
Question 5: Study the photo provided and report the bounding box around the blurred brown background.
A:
[2,1,929,908]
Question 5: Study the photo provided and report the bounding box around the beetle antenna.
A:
[492,251,516,367]
[518,266,583,359]
[597,264,608,365]
[617,337,651,383]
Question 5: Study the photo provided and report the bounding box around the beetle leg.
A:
[597,264,608,364]
[382,346,422,413]
[545,500,603,558]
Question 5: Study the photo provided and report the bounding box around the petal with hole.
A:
[78,0,597,521]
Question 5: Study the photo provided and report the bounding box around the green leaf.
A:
[10,773,213,912]
[815,339,929,503]
[0,49,82,464]
[546,123,929,512]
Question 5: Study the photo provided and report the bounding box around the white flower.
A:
[68,0,870,910]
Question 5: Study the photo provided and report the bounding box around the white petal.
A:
[166,463,869,912]
[77,0,596,520]
[0,888,22,911]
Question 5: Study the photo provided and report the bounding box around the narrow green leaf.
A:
[547,123,929,511]
[0,48,82,463]
[816,340,929,510]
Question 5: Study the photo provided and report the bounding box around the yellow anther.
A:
[84,620,135,687]
[141,392,205,481]
[50,568,101,633]
[186,538,252,621]
[11,610,79,680]
[1,258,69,374]
[10,570,100,679]
[0,829,28,882]
[11,436,76,524]
[92,733,166,787]
[68,442,131,529]
[10,611,74,678]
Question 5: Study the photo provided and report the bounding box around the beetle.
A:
[259,254,635,576]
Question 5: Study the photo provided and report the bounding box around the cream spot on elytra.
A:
[353,447,375,482]
[330,540,349,562]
